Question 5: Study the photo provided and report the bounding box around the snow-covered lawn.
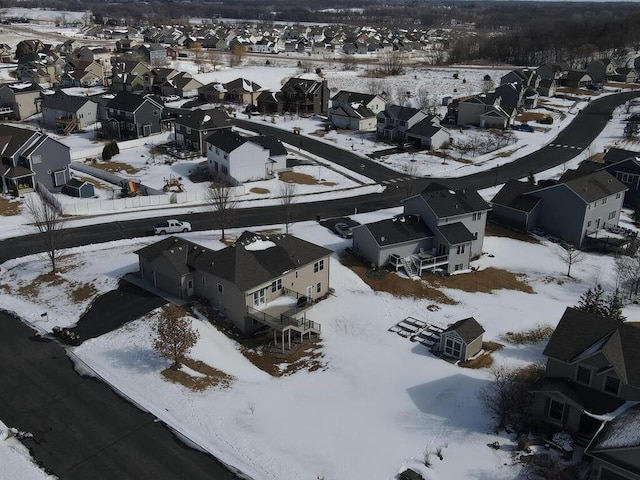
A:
[0,421,54,480]
[2,210,639,480]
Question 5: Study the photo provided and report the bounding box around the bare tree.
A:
[615,254,640,299]
[341,56,357,71]
[23,192,66,273]
[402,160,420,197]
[207,183,238,241]
[378,50,404,75]
[278,181,297,234]
[207,51,221,72]
[555,244,586,278]
[152,305,199,369]
[482,74,495,94]
[415,86,431,111]
[229,45,247,67]
[191,43,207,73]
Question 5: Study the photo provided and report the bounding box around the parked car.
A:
[153,219,192,235]
[334,222,353,238]
[513,124,534,132]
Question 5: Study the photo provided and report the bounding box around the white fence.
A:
[70,132,173,161]
[60,190,206,215]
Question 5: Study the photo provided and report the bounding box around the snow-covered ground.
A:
[0,421,54,480]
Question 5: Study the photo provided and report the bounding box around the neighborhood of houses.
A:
[3,20,640,480]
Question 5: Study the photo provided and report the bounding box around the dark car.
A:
[513,124,535,132]
[334,222,353,239]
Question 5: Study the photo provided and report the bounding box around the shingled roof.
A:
[443,317,484,343]
[41,90,93,112]
[358,214,433,247]
[410,183,491,218]
[543,307,640,387]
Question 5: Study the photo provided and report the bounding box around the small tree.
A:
[278,181,297,234]
[229,45,246,67]
[102,141,119,161]
[23,193,66,273]
[153,305,199,369]
[555,244,586,278]
[207,183,238,241]
[576,283,606,315]
[605,291,626,321]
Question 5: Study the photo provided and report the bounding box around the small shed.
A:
[63,178,95,198]
[399,468,423,480]
[440,317,485,361]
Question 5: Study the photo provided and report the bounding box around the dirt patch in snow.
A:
[485,222,541,244]
[432,267,534,294]
[249,187,270,194]
[0,196,21,216]
[161,357,233,391]
[279,171,337,186]
[85,159,141,175]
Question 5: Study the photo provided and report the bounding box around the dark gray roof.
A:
[443,317,484,343]
[491,179,541,213]
[543,307,640,387]
[1,82,42,93]
[204,129,247,152]
[251,135,287,156]
[406,116,443,138]
[413,184,491,218]
[603,147,639,165]
[41,90,92,112]
[173,108,230,130]
[281,78,324,94]
[435,222,475,245]
[106,92,162,112]
[329,103,375,120]
[532,377,625,416]
[359,214,433,247]
[331,90,377,105]
[65,177,92,189]
[563,170,627,203]
[224,77,262,94]
[0,124,38,158]
[386,105,422,121]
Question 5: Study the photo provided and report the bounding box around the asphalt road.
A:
[0,311,242,480]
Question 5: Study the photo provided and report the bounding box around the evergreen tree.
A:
[576,284,606,316]
[605,291,626,322]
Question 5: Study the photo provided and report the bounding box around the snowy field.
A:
[2,209,640,480]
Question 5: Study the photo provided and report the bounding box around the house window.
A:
[473,232,478,240]
[215,147,219,155]
[619,173,634,184]
[153,110,159,116]
[444,337,462,358]
[472,212,482,221]
[604,375,621,395]
[271,278,282,292]
[295,271,299,278]
[576,365,592,386]
[616,193,621,199]
[31,154,42,164]
[221,166,228,175]
[456,244,465,255]
[316,282,321,293]
[314,259,325,273]
[602,197,607,205]
[53,169,66,187]
[608,211,616,220]
[202,277,206,286]
[217,283,223,294]
[454,263,463,271]
[224,154,229,160]
[547,399,565,422]
[587,220,592,228]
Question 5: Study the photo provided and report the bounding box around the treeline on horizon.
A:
[2,0,640,66]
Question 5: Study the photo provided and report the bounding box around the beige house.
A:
[136,231,332,339]
[439,317,484,361]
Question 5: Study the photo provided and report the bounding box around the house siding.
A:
[591,454,640,480]
[0,87,40,120]
[532,186,587,246]
[30,138,71,192]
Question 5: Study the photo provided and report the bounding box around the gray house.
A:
[105,92,164,140]
[0,124,71,195]
[586,403,640,480]
[376,105,428,143]
[531,307,640,446]
[136,231,332,337]
[353,182,491,275]
[491,171,627,247]
[41,90,98,132]
[0,82,43,120]
[173,108,231,155]
[439,317,485,361]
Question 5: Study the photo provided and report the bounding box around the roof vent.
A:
[381,236,386,242]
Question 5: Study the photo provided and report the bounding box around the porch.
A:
[4,167,35,196]
[389,252,449,278]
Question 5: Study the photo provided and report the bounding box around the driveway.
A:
[0,311,241,480]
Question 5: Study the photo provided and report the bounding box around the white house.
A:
[205,129,287,185]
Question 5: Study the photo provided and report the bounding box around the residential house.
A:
[198,81,226,103]
[160,72,203,99]
[135,231,332,336]
[329,91,386,131]
[500,68,541,91]
[205,129,287,184]
[258,78,329,116]
[0,82,42,120]
[110,60,151,92]
[563,70,593,89]
[62,59,104,87]
[536,62,570,82]
[455,93,515,129]
[585,403,640,480]
[531,307,640,445]
[613,67,638,84]
[439,317,485,361]
[142,67,180,94]
[537,78,557,97]
[14,39,46,63]
[41,90,98,132]
[0,124,71,195]
[376,105,427,142]
[405,116,451,150]
[105,92,164,140]
[491,171,627,247]
[352,182,491,275]
[0,44,13,63]
[135,43,167,66]
[223,78,263,105]
[173,108,231,154]
[587,59,617,85]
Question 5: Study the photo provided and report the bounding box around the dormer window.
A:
[604,375,621,395]
[575,365,592,386]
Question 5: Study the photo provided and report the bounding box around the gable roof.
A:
[173,108,230,130]
[435,222,476,245]
[1,82,42,94]
[406,116,443,138]
[137,232,332,292]
[491,179,542,213]
[41,90,93,112]
[562,170,627,203]
[385,104,423,121]
[543,307,640,387]
[329,103,375,120]
[588,403,640,453]
[0,124,39,158]
[443,317,484,343]
[410,183,491,218]
[603,147,639,165]
[204,129,247,152]
[106,92,163,112]
[250,135,287,156]
[358,214,433,247]
[331,90,377,105]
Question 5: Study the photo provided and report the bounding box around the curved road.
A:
[0,90,638,479]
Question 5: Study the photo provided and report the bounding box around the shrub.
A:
[538,115,554,125]
[102,141,119,161]
[503,325,554,344]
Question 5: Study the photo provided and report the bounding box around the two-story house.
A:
[587,59,617,85]
[172,108,231,155]
[491,171,628,247]
[41,90,98,133]
[205,129,287,185]
[455,93,515,129]
[110,59,151,92]
[376,105,428,142]
[352,182,491,275]
[0,82,42,120]
[329,91,386,131]
[0,124,71,196]
[159,72,203,99]
[105,92,164,140]
[135,231,332,337]
[223,78,263,105]
[257,78,329,116]
[531,307,640,445]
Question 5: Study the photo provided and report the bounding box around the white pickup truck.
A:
[153,219,192,235]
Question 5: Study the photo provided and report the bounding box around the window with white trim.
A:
[608,211,616,220]
[314,259,325,273]
[444,337,462,358]
[271,278,282,292]
[456,244,465,255]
